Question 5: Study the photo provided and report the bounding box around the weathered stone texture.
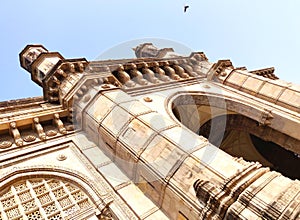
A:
[0,44,299,219]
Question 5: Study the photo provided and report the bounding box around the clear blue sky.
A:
[1,0,300,101]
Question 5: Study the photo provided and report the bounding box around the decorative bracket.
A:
[9,122,23,147]
[259,109,274,126]
[53,113,67,134]
[33,117,46,141]
[207,60,233,81]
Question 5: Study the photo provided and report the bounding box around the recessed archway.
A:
[171,93,300,180]
[199,114,300,179]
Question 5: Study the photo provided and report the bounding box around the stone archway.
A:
[199,114,300,179]
[170,93,300,180]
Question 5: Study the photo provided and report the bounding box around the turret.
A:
[19,45,64,86]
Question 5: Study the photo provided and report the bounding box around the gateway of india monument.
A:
[0,42,299,219]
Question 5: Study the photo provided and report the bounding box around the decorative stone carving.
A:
[133,43,161,58]
[162,62,180,80]
[250,67,279,80]
[172,61,189,79]
[68,63,75,73]
[49,87,59,94]
[92,78,100,86]
[23,135,36,143]
[76,89,84,97]
[0,178,94,219]
[56,69,67,77]
[57,154,67,161]
[116,65,135,87]
[191,62,203,74]
[152,62,170,81]
[49,96,59,102]
[180,63,197,77]
[53,113,67,134]
[207,59,233,81]
[78,62,85,72]
[46,129,57,137]
[21,47,47,71]
[141,62,159,84]
[193,179,216,205]
[52,76,61,85]
[81,85,88,92]
[83,94,92,103]
[102,77,109,84]
[26,48,44,62]
[143,97,153,102]
[3,43,300,220]
[0,140,12,149]
[129,63,148,85]
[193,53,208,61]
[98,201,114,220]
[33,117,46,141]
[259,109,274,126]
[9,122,23,147]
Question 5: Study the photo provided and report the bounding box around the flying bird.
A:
[184,5,189,13]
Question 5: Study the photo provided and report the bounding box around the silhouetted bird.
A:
[184,5,189,13]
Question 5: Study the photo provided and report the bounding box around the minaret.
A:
[19,45,64,86]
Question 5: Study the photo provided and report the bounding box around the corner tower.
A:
[19,45,64,86]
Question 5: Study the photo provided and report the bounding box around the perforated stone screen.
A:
[0,178,94,220]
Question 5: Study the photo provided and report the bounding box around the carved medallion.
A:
[57,154,67,161]
[143,97,152,102]
[46,130,57,137]
[0,141,12,149]
[23,135,36,142]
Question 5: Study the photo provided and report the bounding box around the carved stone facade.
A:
[0,43,299,219]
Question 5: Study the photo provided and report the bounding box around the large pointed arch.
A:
[168,92,300,180]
